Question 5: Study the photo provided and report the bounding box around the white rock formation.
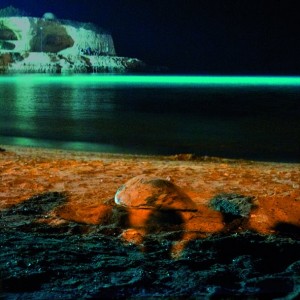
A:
[0,16,145,73]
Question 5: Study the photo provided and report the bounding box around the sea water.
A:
[0,75,299,162]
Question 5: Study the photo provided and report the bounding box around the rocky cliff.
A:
[0,16,145,73]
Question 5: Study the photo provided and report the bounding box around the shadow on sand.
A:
[0,191,299,299]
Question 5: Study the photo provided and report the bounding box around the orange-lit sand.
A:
[1,145,299,240]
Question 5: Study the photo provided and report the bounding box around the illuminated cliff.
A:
[0,14,145,73]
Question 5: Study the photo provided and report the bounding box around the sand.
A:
[1,145,300,298]
[1,144,299,234]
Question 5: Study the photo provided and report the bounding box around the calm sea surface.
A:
[0,75,299,162]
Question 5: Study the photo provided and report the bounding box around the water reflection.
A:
[0,80,118,146]
[0,76,299,161]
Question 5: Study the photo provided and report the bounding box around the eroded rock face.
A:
[0,52,146,73]
[0,40,15,50]
[0,16,116,56]
[30,20,74,53]
[114,175,197,211]
[0,53,12,69]
[0,27,17,40]
[0,16,147,73]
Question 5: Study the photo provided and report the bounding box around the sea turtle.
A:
[114,175,198,212]
[113,175,200,257]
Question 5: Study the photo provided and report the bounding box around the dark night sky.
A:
[1,0,300,74]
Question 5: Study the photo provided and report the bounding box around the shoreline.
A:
[1,143,297,164]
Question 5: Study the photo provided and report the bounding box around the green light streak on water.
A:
[0,136,122,152]
[1,75,300,86]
